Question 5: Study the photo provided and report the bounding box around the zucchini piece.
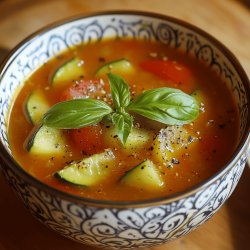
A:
[104,126,153,153]
[51,58,85,86]
[95,58,134,76]
[120,160,163,190]
[25,90,50,125]
[26,125,66,155]
[56,150,115,186]
[153,125,197,163]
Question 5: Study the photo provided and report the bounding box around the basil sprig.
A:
[112,112,133,145]
[128,88,199,125]
[107,73,133,144]
[43,73,199,145]
[108,73,130,108]
[43,99,112,128]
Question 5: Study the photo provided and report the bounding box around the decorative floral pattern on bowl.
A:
[0,12,249,249]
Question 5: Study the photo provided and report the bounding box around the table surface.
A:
[0,0,250,250]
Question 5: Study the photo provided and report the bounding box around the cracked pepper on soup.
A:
[8,39,239,201]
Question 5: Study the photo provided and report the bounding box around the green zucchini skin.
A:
[54,172,88,188]
[56,150,115,187]
[25,90,50,125]
[120,159,163,190]
[26,125,66,155]
[51,58,85,86]
[95,58,134,76]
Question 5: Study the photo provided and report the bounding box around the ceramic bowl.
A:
[0,11,249,249]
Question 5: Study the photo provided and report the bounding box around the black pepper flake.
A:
[65,160,74,165]
[76,160,82,164]
[167,164,173,169]
[188,136,193,143]
[219,124,226,129]
[99,57,106,62]
[113,135,118,138]
[172,158,180,164]
[148,146,154,151]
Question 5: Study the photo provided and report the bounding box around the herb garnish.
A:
[43,73,199,145]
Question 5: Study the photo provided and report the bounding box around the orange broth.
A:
[8,39,239,201]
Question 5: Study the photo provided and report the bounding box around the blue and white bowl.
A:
[0,11,249,249]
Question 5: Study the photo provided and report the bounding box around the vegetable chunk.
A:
[120,160,163,190]
[96,58,134,76]
[153,125,198,164]
[104,126,153,153]
[25,90,50,124]
[26,125,66,155]
[51,58,85,86]
[56,150,115,186]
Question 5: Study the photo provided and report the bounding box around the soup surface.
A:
[9,39,239,201]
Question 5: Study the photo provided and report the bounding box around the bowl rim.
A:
[0,10,249,208]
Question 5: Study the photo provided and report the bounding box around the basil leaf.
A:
[43,99,113,128]
[112,112,133,145]
[128,88,199,125]
[108,73,130,109]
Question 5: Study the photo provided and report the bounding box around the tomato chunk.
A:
[140,59,191,83]
[71,124,104,155]
[61,80,109,155]
[60,79,109,102]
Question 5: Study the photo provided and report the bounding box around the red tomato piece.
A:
[60,79,109,102]
[140,59,191,84]
[61,80,108,155]
[71,124,104,155]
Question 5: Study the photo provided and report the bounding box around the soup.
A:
[8,39,239,201]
